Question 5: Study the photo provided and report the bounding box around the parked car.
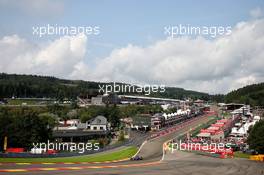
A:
[243,149,258,155]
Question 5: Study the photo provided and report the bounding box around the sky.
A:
[0,0,264,94]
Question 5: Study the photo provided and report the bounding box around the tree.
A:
[0,108,55,151]
[118,130,125,142]
[106,106,120,129]
[247,120,264,154]
[48,104,69,125]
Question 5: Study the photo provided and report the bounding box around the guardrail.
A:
[0,139,134,158]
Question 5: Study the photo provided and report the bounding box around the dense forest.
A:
[225,83,264,106]
[0,73,212,101]
[0,107,55,151]
[0,73,103,100]
[1,73,263,105]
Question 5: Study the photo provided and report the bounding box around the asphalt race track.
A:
[0,114,263,175]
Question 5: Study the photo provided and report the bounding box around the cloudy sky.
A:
[0,0,264,94]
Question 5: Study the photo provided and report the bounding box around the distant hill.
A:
[225,83,264,106]
[0,73,102,99]
[151,87,211,101]
[0,73,211,101]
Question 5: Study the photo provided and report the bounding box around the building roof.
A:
[194,99,204,103]
[77,123,86,129]
[119,95,181,102]
[89,115,108,125]
[197,132,211,137]
[132,115,151,126]
[208,126,220,131]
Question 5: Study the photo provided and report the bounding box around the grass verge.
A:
[234,151,250,159]
[0,146,137,163]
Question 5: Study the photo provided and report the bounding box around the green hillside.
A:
[225,83,264,106]
[0,73,210,101]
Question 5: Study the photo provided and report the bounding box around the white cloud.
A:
[89,19,264,94]
[0,18,264,94]
[0,34,88,78]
